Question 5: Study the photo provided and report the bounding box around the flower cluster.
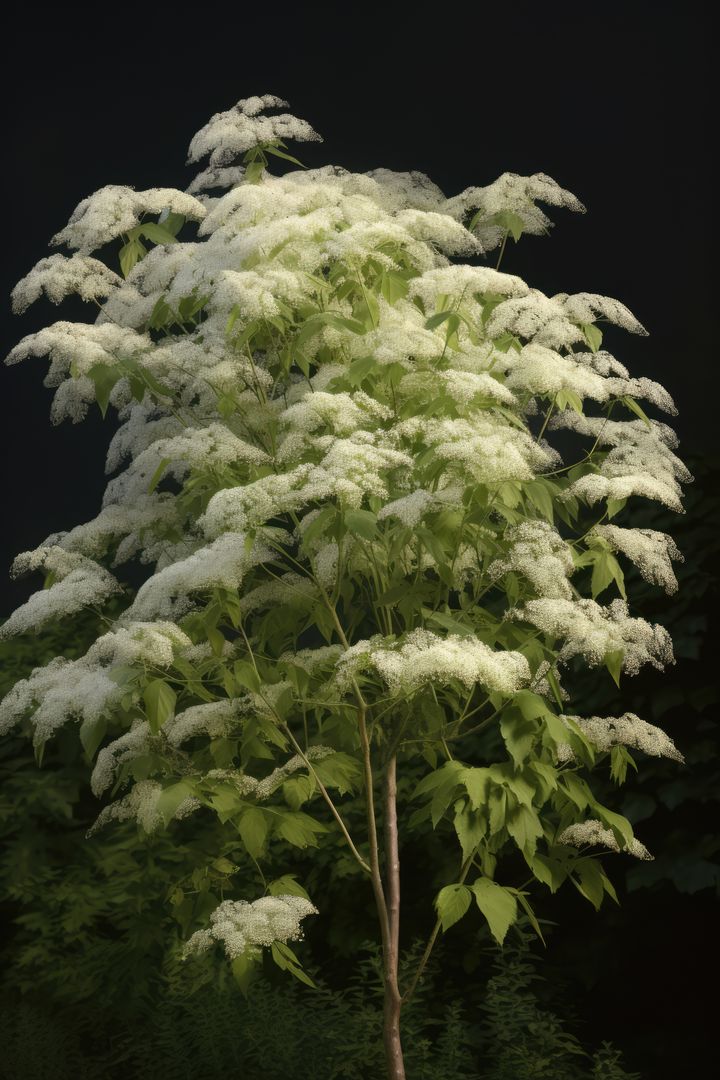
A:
[182,895,318,961]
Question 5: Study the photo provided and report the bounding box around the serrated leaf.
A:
[268,874,311,900]
[86,363,122,418]
[143,678,177,734]
[156,780,196,827]
[237,807,268,858]
[435,883,472,932]
[470,878,518,944]
[344,508,377,540]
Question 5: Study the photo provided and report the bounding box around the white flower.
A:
[0,546,122,639]
[51,185,206,253]
[557,819,652,860]
[182,894,318,961]
[187,95,322,168]
[11,254,122,313]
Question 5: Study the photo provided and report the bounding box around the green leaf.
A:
[346,354,378,387]
[621,395,652,428]
[301,505,336,549]
[86,363,122,419]
[604,649,624,688]
[118,235,147,278]
[344,508,377,540]
[276,811,327,848]
[435,883,472,932]
[268,874,311,901]
[238,808,268,858]
[573,857,605,910]
[312,752,362,795]
[231,950,259,996]
[469,878,518,945]
[453,801,487,862]
[500,709,537,768]
[156,780,196,827]
[265,144,307,168]
[147,456,171,494]
[461,767,491,810]
[233,660,262,694]
[79,714,107,761]
[270,941,317,987]
[580,322,603,352]
[138,222,180,246]
[157,211,185,237]
[506,803,543,858]
[496,210,526,242]
[143,678,177,734]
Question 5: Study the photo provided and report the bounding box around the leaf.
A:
[312,752,362,795]
[271,941,317,988]
[147,457,171,494]
[461,767,491,810]
[301,505,336,549]
[346,354,378,387]
[265,144,307,168]
[238,808,268,858]
[275,811,327,848]
[500,709,537,768]
[143,678,177,734]
[86,363,122,419]
[79,714,107,761]
[506,803,543,858]
[156,780,196,827]
[621,395,652,429]
[453,801,487,862]
[604,649,624,688]
[435,883,472,932]
[572,857,605,910]
[496,210,526,242]
[470,878,518,945]
[344,508,378,540]
[525,479,554,521]
[138,222,180,245]
[156,211,185,237]
[233,660,261,694]
[268,874,311,900]
[231,950,259,996]
[118,235,147,278]
[580,322,603,352]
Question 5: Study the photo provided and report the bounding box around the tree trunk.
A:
[382,755,406,1080]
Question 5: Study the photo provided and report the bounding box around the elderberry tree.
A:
[0,94,689,1080]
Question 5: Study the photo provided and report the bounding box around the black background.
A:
[0,2,716,1076]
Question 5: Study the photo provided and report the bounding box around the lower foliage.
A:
[0,929,638,1080]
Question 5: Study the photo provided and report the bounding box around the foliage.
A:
[0,929,640,1080]
[0,92,694,1076]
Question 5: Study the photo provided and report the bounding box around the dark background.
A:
[0,3,716,1077]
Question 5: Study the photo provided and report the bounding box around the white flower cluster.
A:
[510,598,673,675]
[445,172,585,251]
[553,414,692,513]
[11,254,122,313]
[0,545,122,639]
[50,185,206,253]
[557,819,653,860]
[592,525,683,594]
[187,94,323,168]
[182,894,318,961]
[335,629,530,696]
[87,778,201,837]
[121,533,275,622]
[488,521,575,599]
[554,711,683,764]
[0,621,190,745]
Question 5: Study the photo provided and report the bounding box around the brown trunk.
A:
[382,755,406,1080]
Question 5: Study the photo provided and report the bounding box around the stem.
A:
[401,853,475,1007]
[383,755,405,1079]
